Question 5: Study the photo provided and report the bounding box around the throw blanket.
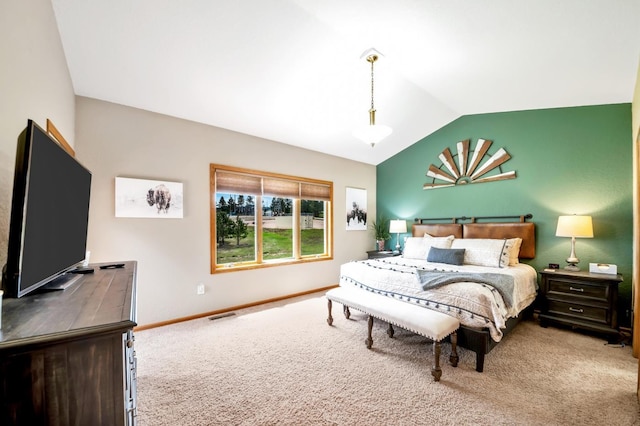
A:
[417,270,515,309]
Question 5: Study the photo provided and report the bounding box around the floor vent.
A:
[208,312,236,321]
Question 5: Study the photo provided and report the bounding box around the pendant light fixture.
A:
[353,49,392,147]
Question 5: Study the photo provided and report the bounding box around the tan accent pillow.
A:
[403,235,454,260]
[507,238,522,266]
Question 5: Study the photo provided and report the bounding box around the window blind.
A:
[215,171,262,195]
[263,178,299,198]
[215,169,331,201]
[301,182,330,201]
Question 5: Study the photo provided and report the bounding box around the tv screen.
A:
[2,119,92,298]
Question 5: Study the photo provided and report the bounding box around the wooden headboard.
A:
[412,216,536,259]
[413,223,463,239]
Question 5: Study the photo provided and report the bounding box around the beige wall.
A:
[0,0,75,267]
[74,97,376,326]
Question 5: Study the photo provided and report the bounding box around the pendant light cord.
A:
[368,54,378,112]
[370,56,375,111]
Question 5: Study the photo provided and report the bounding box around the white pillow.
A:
[403,235,454,260]
[426,235,455,248]
[506,238,522,266]
[450,238,511,268]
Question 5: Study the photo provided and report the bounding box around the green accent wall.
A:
[377,104,633,326]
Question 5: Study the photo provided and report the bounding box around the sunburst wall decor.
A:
[423,138,516,190]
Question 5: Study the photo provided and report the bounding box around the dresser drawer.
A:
[547,300,608,324]
[547,278,608,301]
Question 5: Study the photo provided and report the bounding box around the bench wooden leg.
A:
[343,305,351,319]
[449,331,459,367]
[327,299,333,326]
[365,315,374,349]
[387,323,394,338]
[432,341,442,382]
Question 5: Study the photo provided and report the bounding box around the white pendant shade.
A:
[353,124,393,147]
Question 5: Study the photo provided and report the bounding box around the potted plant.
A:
[371,214,391,251]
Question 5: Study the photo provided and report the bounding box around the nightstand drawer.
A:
[547,300,608,324]
[547,279,608,301]
[539,270,622,338]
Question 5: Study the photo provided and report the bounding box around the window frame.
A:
[210,164,333,273]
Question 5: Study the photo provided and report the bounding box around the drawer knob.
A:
[569,286,584,292]
[569,307,584,313]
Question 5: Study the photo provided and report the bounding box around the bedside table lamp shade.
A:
[389,220,407,254]
[556,215,593,271]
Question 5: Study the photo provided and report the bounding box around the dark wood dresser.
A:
[538,269,622,341]
[0,261,137,426]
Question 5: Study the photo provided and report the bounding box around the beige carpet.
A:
[135,292,639,425]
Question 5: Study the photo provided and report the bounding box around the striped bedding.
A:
[338,256,538,342]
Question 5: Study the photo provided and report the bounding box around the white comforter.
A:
[339,257,538,342]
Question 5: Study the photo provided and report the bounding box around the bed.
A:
[337,215,537,372]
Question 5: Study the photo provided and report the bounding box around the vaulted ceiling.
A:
[51,0,640,165]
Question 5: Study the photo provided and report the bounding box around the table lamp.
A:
[555,215,593,271]
[389,219,407,254]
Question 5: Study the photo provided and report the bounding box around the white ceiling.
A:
[51,0,640,165]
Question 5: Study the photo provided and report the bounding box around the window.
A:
[210,164,333,273]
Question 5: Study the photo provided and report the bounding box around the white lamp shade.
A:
[389,219,407,234]
[556,215,593,238]
[352,124,393,146]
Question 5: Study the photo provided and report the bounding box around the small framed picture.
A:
[115,177,183,218]
[346,187,367,231]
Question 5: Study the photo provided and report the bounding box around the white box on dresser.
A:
[589,263,617,275]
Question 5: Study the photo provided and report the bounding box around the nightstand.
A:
[538,269,622,341]
[366,250,400,259]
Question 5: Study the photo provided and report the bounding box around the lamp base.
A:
[564,264,580,272]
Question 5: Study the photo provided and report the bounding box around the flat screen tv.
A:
[2,119,92,298]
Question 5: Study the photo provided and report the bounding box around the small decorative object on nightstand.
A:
[538,269,622,342]
[371,214,390,252]
[367,250,399,259]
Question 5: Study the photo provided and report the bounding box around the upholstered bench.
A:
[325,286,460,382]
